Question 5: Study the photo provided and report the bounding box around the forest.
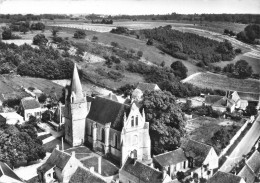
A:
[139,25,235,63]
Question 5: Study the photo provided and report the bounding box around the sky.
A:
[0,0,259,15]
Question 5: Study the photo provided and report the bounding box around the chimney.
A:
[71,151,75,157]
[98,156,102,174]
[162,168,167,179]
[56,145,59,150]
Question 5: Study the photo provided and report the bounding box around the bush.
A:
[73,30,86,39]
[235,48,242,54]
[110,27,129,34]
[108,70,124,81]
[111,42,119,48]
[92,36,98,42]
[3,98,21,108]
[52,36,63,43]
[146,39,153,45]
[137,50,143,58]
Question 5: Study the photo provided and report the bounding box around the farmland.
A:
[183,72,260,94]
[0,75,64,100]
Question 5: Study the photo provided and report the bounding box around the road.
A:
[219,115,260,172]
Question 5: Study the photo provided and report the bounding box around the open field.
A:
[0,75,64,99]
[213,54,260,74]
[183,72,260,94]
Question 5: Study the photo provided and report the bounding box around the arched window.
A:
[135,116,138,126]
[132,149,137,158]
[114,134,118,148]
[131,116,134,127]
[101,128,105,143]
[91,124,93,135]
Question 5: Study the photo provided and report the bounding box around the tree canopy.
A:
[171,61,188,79]
[142,90,185,154]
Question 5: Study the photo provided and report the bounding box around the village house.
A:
[18,97,41,121]
[235,91,260,110]
[37,147,80,183]
[238,150,260,183]
[0,112,24,125]
[208,171,246,183]
[64,64,152,165]
[0,161,24,183]
[181,139,219,179]
[204,95,236,113]
[131,82,161,102]
[153,148,189,179]
[119,156,172,183]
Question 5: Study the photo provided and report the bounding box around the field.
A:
[183,72,260,94]
[0,75,64,100]
[213,54,260,74]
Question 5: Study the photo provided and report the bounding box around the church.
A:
[63,64,152,164]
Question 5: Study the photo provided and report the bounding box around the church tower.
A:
[64,64,88,146]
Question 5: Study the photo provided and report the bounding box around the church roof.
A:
[0,161,23,183]
[69,167,106,183]
[121,157,164,183]
[87,96,130,131]
[70,63,84,100]
[153,148,187,167]
[100,93,119,102]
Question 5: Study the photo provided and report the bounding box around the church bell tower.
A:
[64,63,88,146]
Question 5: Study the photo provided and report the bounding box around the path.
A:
[219,115,260,172]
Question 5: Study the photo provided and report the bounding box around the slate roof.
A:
[153,148,187,167]
[121,157,164,183]
[238,165,256,183]
[204,95,223,105]
[69,167,106,183]
[247,150,260,173]
[37,149,71,173]
[136,82,160,92]
[208,171,244,183]
[181,139,212,167]
[87,96,130,131]
[0,161,23,182]
[237,92,260,102]
[21,97,40,110]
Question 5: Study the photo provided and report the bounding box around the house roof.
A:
[21,97,40,110]
[246,150,260,173]
[181,139,212,167]
[100,93,119,102]
[238,165,256,183]
[237,92,260,102]
[69,167,106,183]
[37,149,71,173]
[204,95,223,105]
[87,96,130,131]
[153,148,187,167]
[0,161,23,182]
[0,112,24,121]
[121,157,164,183]
[208,171,244,183]
[136,82,160,92]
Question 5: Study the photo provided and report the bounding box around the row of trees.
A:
[140,26,235,63]
[222,60,253,79]
[237,24,260,44]
[0,14,68,23]
[91,19,113,24]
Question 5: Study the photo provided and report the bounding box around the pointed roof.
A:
[70,63,84,100]
[0,161,23,183]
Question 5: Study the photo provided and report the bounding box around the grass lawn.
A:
[213,54,260,74]
[184,72,260,94]
[81,156,119,177]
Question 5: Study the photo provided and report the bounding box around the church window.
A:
[101,128,105,143]
[71,96,74,103]
[90,124,93,135]
[132,149,137,158]
[114,134,118,148]
[68,126,71,137]
[135,116,138,126]
[131,116,134,127]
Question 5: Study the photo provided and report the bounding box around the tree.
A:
[92,36,98,42]
[38,93,47,103]
[19,25,29,34]
[51,27,60,37]
[137,50,143,58]
[74,30,86,39]
[142,90,185,154]
[146,38,153,45]
[171,61,188,79]
[33,34,48,46]
[245,105,257,116]
[2,29,12,40]
[234,60,253,79]
[176,171,185,181]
